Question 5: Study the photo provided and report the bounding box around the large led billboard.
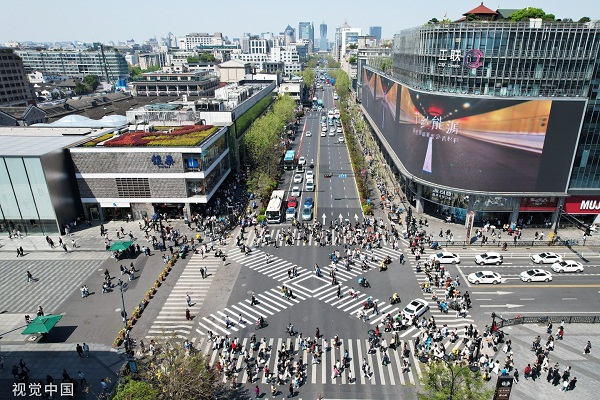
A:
[362,68,586,193]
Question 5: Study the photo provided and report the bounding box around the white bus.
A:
[265,190,286,223]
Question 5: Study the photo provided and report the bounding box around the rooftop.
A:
[0,127,111,156]
[98,124,219,148]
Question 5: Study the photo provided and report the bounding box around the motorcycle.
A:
[363,298,374,310]
[358,277,371,288]
[437,300,448,313]
[383,256,392,265]
[255,318,268,330]
[389,294,401,304]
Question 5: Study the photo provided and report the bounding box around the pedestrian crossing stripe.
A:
[181,334,475,387]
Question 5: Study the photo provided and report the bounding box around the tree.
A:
[186,56,200,63]
[299,68,315,88]
[83,74,100,91]
[131,339,230,399]
[74,82,88,95]
[579,16,591,23]
[509,7,547,21]
[427,18,439,25]
[417,360,494,400]
[349,56,357,64]
[113,378,157,400]
[199,52,216,62]
[466,14,480,21]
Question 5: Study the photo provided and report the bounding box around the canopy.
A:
[109,241,134,251]
[21,315,63,335]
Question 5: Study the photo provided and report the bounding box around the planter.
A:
[154,281,160,288]
[114,338,123,347]
[145,293,152,300]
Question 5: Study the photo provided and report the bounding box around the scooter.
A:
[389,294,401,304]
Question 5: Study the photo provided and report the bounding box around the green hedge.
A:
[236,95,274,137]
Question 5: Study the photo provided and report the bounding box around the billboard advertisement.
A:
[364,68,586,193]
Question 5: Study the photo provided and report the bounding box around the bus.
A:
[265,190,286,223]
[283,150,296,170]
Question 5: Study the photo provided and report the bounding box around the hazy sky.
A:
[1,0,596,44]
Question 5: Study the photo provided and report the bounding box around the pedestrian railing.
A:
[430,239,600,247]
[497,315,600,329]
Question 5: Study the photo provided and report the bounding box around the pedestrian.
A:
[513,369,519,384]
[19,246,24,256]
[16,247,21,257]
[254,385,260,399]
[62,368,71,383]
[100,378,108,394]
[336,285,341,299]
[71,239,77,248]
[76,344,83,357]
[251,293,257,306]
[347,368,353,383]
[315,327,320,339]
[186,293,192,307]
[82,343,90,357]
[27,270,33,283]
[62,243,68,252]
[562,380,569,392]
[200,267,206,279]
[584,341,592,354]
[186,308,191,320]
[288,382,294,398]
[568,377,577,391]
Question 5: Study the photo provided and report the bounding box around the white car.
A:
[301,207,313,221]
[293,174,303,183]
[429,252,461,264]
[291,186,301,197]
[401,299,429,319]
[551,260,584,273]
[336,127,343,133]
[531,252,563,264]
[468,271,502,285]
[285,207,296,221]
[298,157,306,165]
[305,181,315,192]
[338,136,345,143]
[475,252,503,265]
[305,131,312,137]
[520,269,553,282]
[305,170,314,180]
[321,126,327,132]
[321,130,326,137]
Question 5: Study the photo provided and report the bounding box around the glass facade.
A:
[0,157,58,235]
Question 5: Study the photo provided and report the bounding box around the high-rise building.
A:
[369,26,382,44]
[334,23,362,61]
[359,5,600,226]
[283,25,296,45]
[319,23,327,51]
[16,49,129,81]
[298,22,315,53]
[0,48,34,106]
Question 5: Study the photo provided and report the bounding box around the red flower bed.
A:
[104,125,215,147]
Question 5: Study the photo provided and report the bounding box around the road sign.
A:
[354,214,359,221]
[339,174,347,178]
[339,214,343,222]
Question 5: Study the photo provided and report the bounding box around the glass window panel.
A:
[23,158,55,220]
[0,158,22,219]
[4,158,38,219]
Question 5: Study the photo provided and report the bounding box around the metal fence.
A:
[430,239,600,248]
[498,315,600,329]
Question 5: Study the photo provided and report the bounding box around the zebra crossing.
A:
[0,259,104,313]
[145,252,220,341]
[239,228,399,248]
[190,333,473,386]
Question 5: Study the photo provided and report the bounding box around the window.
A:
[116,178,151,198]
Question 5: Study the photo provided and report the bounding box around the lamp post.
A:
[159,216,166,249]
[117,279,130,352]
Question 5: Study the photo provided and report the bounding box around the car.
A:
[388,212,400,223]
[321,125,327,131]
[285,207,296,221]
[337,136,345,143]
[475,252,504,265]
[429,251,461,264]
[305,181,315,192]
[305,131,312,137]
[298,157,306,165]
[305,170,314,180]
[330,127,336,133]
[520,269,553,282]
[531,252,563,264]
[321,130,326,137]
[303,197,314,209]
[329,129,335,136]
[468,271,502,285]
[401,299,429,319]
[293,174,303,183]
[301,207,313,221]
[287,196,298,209]
[337,127,343,133]
[324,172,332,178]
[551,260,584,273]
[291,186,301,197]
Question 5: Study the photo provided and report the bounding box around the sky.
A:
[1,0,597,44]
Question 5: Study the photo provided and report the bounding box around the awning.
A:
[108,241,134,251]
[21,315,63,335]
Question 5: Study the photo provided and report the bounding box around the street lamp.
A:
[117,279,131,353]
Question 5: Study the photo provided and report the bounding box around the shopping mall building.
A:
[357,8,600,227]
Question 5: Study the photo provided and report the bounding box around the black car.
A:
[388,212,400,223]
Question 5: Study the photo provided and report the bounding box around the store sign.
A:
[151,155,175,168]
[437,48,483,69]
[493,376,514,400]
[564,196,600,214]
[520,197,558,212]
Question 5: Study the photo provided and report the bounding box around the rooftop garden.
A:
[103,125,218,147]
[83,132,115,147]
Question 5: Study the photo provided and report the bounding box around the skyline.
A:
[1,0,597,44]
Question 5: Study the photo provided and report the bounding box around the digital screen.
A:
[363,68,586,193]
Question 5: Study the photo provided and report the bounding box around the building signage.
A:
[151,155,175,168]
[564,196,600,214]
[437,48,483,69]
[493,375,514,400]
[519,197,559,212]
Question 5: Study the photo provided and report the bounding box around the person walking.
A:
[82,343,90,357]
[26,270,33,283]
[568,377,577,391]
[288,382,294,398]
[186,293,192,307]
[76,344,84,357]
[78,370,87,387]
[19,246,24,257]
[71,239,77,248]
[185,309,191,320]
[584,341,592,354]
[254,385,260,399]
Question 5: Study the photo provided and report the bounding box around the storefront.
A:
[518,197,559,227]
[563,196,600,226]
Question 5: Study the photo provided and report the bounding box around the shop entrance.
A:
[153,203,184,219]
[102,207,131,222]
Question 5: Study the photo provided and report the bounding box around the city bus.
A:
[265,190,286,223]
[283,150,296,170]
